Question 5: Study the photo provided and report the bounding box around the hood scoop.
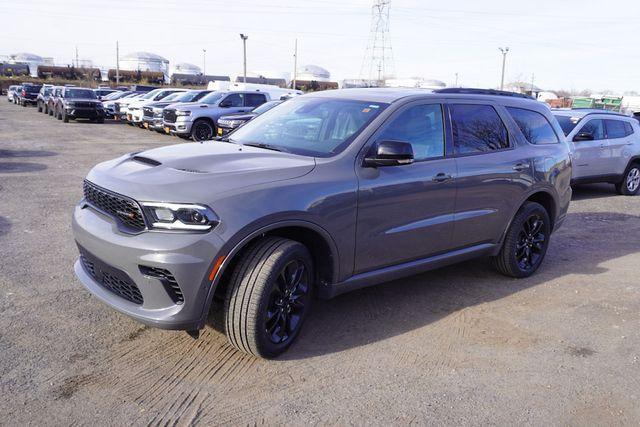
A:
[131,155,162,166]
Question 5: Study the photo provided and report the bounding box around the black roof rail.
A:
[433,87,536,100]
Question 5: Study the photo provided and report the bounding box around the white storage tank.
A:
[120,51,170,80]
[296,64,331,82]
[171,62,201,76]
[8,52,47,77]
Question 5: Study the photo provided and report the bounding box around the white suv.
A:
[553,109,640,195]
[126,88,187,125]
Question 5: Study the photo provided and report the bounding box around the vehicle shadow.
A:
[0,162,47,173]
[0,216,10,237]
[0,149,57,158]
[278,210,640,359]
[571,183,620,200]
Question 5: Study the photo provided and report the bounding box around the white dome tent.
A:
[119,51,170,81]
[296,64,331,82]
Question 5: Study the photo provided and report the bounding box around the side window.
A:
[377,104,445,161]
[222,93,244,107]
[450,104,509,154]
[605,120,627,139]
[579,119,605,140]
[506,107,559,145]
[624,121,634,136]
[245,93,267,107]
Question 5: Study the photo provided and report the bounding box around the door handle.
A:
[432,173,452,183]
[512,163,528,171]
[599,143,606,149]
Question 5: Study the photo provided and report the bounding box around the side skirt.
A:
[318,243,497,299]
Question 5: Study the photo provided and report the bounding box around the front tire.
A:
[191,120,215,141]
[615,163,640,196]
[492,201,551,278]
[224,237,314,358]
[37,102,42,112]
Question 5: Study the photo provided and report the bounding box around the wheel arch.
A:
[200,220,340,327]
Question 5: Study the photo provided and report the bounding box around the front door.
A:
[354,102,457,274]
[572,118,608,179]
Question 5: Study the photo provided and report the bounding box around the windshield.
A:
[253,100,282,114]
[65,89,97,99]
[103,91,124,100]
[553,114,581,135]
[140,89,161,100]
[199,91,224,105]
[230,97,388,157]
[177,91,209,102]
[161,92,183,102]
[26,85,42,93]
[44,87,53,95]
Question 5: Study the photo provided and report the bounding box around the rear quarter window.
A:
[506,107,559,144]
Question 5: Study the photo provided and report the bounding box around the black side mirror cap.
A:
[573,132,595,142]
[364,140,414,167]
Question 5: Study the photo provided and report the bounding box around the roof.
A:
[551,108,632,119]
[307,87,543,105]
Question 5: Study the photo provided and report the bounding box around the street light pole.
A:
[292,38,298,90]
[499,47,509,91]
[239,34,248,83]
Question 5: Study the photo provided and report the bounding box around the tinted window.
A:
[624,121,634,136]
[200,92,224,105]
[605,119,626,139]
[507,107,559,145]
[450,104,509,154]
[579,119,605,140]
[553,115,580,136]
[253,100,282,114]
[230,97,387,157]
[223,94,244,107]
[245,93,267,107]
[378,104,444,160]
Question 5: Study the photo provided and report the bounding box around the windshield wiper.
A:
[242,142,286,153]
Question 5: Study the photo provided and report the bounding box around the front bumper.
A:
[143,116,164,130]
[72,203,225,330]
[129,110,144,123]
[163,118,193,135]
[65,108,105,119]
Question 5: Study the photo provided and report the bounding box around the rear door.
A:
[354,101,457,273]
[220,93,247,114]
[605,119,633,176]
[447,102,525,249]
[571,118,608,179]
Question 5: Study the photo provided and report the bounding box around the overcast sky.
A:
[1,0,638,92]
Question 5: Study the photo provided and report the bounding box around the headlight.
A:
[228,119,246,127]
[175,110,191,116]
[140,202,219,231]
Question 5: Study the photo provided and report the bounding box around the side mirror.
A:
[573,132,594,142]
[219,100,232,108]
[364,140,414,167]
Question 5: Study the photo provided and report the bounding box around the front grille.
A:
[78,245,144,305]
[163,109,177,123]
[83,180,146,232]
[74,102,95,108]
[139,266,184,304]
[143,107,154,118]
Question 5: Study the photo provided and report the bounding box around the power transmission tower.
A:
[360,0,394,86]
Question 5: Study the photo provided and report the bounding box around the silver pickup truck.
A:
[162,91,270,141]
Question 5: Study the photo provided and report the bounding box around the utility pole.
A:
[75,45,79,68]
[239,34,248,83]
[292,38,298,90]
[116,41,120,85]
[203,49,207,77]
[530,73,535,95]
[499,47,509,91]
[455,72,459,87]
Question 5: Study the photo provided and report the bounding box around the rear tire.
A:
[615,163,640,196]
[492,201,551,278]
[37,102,42,112]
[97,117,104,124]
[62,110,69,123]
[224,237,314,358]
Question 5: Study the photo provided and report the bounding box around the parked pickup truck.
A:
[217,100,283,136]
[19,84,42,107]
[142,90,211,132]
[163,90,270,141]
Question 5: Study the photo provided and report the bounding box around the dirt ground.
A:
[1,100,639,426]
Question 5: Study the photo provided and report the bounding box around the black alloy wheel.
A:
[192,121,214,141]
[265,259,310,345]
[515,213,546,272]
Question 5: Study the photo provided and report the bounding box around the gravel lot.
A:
[1,99,639,425]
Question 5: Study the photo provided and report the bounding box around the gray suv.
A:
[72,88,572,358]
[162,90,270,141]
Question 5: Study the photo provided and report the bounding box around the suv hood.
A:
[86,142,316,202]
[170,102,212,111]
